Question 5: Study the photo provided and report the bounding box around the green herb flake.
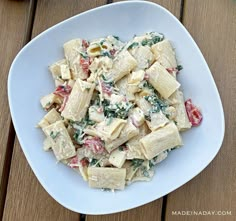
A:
[50,131,60,139]
[113,36,120,41]
[89,158,100,167]
[176,65,183,71]
[45,101,51,107]
[102,100,133,120]
[101,51,112,58]
[127,42,139,50]
[149,160,155,168]
[131,159,144,170]
[144,114,151,121]
[79,52,88,59]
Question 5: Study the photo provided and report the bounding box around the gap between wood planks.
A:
[0,0,38,220]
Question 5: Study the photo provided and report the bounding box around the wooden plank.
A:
[2,0,107,220]
[2,140,79,221]
[0,0,32,218]
[165,0,236,221]
[87,200,163,221]
[86,1,182,221]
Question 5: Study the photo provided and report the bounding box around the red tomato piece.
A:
[82,39,89,49]
[80,57,90,75]
[185,99,203,126]
[68,156,79,168]
[101,82,112,96]
[80,158,89,167]
[84,137,105,154]
[53,84,72,97]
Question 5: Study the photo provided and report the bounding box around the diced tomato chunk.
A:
[84,137,105,154]
[53,84,72,97]
[80,158,89,167]
[185,99,203,126]
[80,57,90,75]
[68,156,79,168]
[101,82,112,96]
[58,96,68,112]
[110,49,116,57]
[82,39,89,49]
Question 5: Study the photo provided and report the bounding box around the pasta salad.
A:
[38,32,202,190]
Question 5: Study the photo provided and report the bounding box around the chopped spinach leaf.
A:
[79,52,88,59]
[50,131,60,139]
[141,34,163,47]
[89,158,100,167]
[131,159,144,170]
[101,51,112,58]
[102,99,133,119]
[176,65,183,71]
[113,36,120,41]
[127,42,139,50]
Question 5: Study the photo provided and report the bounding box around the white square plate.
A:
[8,1,225,215]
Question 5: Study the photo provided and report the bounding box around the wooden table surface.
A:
[0,0,235,220]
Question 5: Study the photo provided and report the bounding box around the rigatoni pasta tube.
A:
[173,90,192,131]
[87,167,126,190]
[105,50,137,82]
[43,121,76,161]
[151,39,177,69]
[146,61,180,99]
[105,121,139,153]
[61,78,95,121]
[140,121,182,160]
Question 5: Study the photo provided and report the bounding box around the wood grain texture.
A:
[0,0,31,218]
[165,0,236,221]
[113,0,182,18]
[2,140,79,221]
[87,1,182,221]
[87,200,163,221]
[2,1,107,221]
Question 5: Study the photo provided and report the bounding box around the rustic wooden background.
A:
[0,0,235,220]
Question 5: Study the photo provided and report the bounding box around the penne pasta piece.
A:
[49,59,67,79]
[40,93,61,110]
[61,78,95,121]
[54,78,65,87]
[60,64,71,80]
[38,118,49,128]
[151,39,177,76]
[63,39,88,80]
[122,161,139,182]
[128,107,145,128]
[146,61,180,99]
[131,167,154,183]
[105,121,139,153]
[140,121,182,160]
[84,118,127,141]
[116,76,138,101]
[135,94,152,115]
[87,167,126,190]
[126,123,149,160]
[129,45,154,70]
[43,137,53,151]
[43,121,76,161]
[43,108,61,124]
[173,90,192,131]
[109,149,126,168]
[88,106,105,123]
[105,50,137,82]
[146,111,169,131]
